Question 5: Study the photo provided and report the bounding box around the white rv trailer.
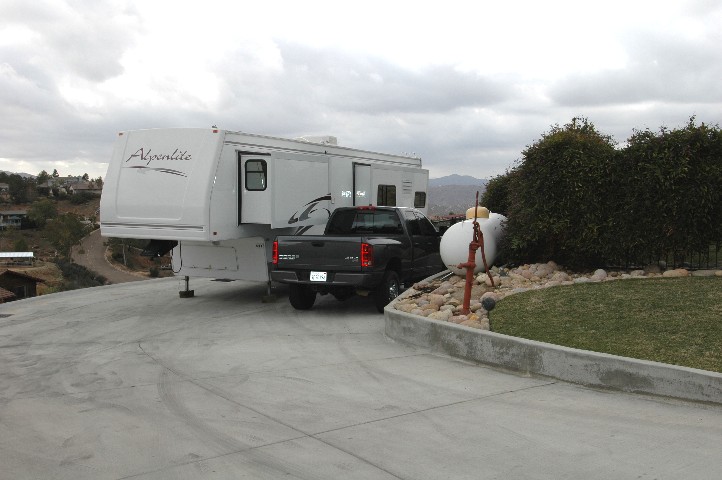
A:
[100,128,429,284]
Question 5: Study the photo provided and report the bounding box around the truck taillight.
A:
[272,241,278,265]
[361,243,373,267]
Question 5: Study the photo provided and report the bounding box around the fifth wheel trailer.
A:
[100,128,430,284]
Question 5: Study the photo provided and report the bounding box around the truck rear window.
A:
[326,210,403,235]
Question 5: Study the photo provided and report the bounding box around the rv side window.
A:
[377,185,396,206]
[245,160,267,191]
[414,191,426,208]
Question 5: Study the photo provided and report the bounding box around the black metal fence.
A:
[612,242,722,271]
[658,242,721,270]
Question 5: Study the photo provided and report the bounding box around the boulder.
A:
[428,294,446,306]
[662,268,689,278]
[428,310,453,321]
[591,269,607,281]
[551,271,571,282]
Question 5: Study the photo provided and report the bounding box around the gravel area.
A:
[393,262,722,330]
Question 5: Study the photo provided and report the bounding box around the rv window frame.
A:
[414,191,427,208]
[377,184,397,206]
[245,159,268,191]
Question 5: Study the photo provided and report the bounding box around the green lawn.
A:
[491,277,722,373]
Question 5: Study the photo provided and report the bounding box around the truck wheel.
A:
[289,284,316,310]
[374,270,400,313]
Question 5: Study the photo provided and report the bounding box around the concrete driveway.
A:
[1,278,720,479]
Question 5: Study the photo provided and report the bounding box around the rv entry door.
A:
[238,153,270,225]
[353,163,371,206]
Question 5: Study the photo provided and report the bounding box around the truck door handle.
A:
[311,241,325,247]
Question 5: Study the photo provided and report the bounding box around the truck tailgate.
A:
[275,236,364,271]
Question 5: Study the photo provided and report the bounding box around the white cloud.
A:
[0,0,721,180]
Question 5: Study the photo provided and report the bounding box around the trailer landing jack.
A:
[179,276,195,298]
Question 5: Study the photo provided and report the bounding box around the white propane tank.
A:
[440,211,507,275]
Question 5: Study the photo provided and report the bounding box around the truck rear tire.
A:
[374,270,400,313]
[289,284,316,310]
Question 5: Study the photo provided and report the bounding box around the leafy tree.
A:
[491,116,721,268]
[481,170,516,217]
[93,176,104,188]
[45,213,88,258]
[37,170,50,185]
[71,191,94,204]
[27,198,58,228]
[82,173,89,181]
[503,117,618,267]
[0,173,34,204]
[619,118,722,264]
[52,169,60,177]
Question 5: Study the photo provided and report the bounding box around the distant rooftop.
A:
[0,252,34,258]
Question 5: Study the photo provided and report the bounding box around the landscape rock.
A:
[691,270,717,277]
[591,269,608,281]
[550,271,571,282]
[428,294,446,306]
[663,268,689,278]
[394,262,720,331]
[428,310,453,321]
[460,319,484,329]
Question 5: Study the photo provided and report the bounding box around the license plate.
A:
[310,271,327,282]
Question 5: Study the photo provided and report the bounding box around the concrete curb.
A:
[385,283,722,405]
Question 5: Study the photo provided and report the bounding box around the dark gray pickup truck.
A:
[272,206,444,312]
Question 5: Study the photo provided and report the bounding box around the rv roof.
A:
[295,135,338,145]
[223,129,422,162]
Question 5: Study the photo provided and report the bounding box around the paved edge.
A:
[385,275,722,406]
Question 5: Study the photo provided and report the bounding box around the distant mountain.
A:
[0,170,35,179]
[428,174,487,187]
[427,175,488,217]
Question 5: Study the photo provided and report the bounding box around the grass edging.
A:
[385,288,722,405]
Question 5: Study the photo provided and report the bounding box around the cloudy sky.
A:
[1,0,721,181]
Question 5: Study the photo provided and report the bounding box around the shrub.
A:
[493,117,722,268]
[503,117,617,267]
[55,260,107,291]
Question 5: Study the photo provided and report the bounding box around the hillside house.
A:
[0,183,10,202]
[0,252,34,266]
[38,176,101,197]
[0,269,44,302]
[0,210,27,230]
[69,181,103,196]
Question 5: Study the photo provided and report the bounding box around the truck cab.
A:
[272,206,444,312]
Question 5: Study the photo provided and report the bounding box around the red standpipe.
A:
[456,193,494,316]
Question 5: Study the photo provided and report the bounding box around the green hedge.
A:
[483,117,722,268]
